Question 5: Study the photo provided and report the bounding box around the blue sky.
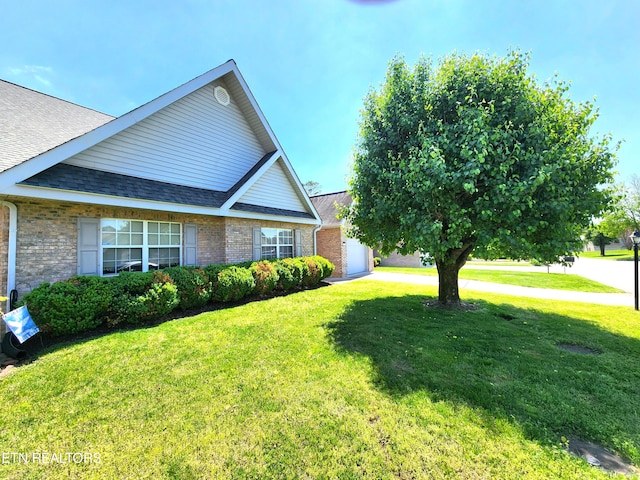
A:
[1,0,638,194]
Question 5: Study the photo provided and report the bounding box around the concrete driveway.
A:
[564,257,635,293]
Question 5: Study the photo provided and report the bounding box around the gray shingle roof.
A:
[21,163,316,219]
[310,191,352,227]
[21,163,228,207]
[231,202,315,219]
[0,80,114,173]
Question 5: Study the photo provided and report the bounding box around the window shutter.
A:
[184,224,197,266]
[78,218,100,276]
[253,227,262,261]
[295,229,302,257]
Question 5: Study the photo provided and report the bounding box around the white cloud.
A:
[7,65,54,88]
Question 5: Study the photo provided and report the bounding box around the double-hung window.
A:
[101,219,181,275]
[261,228,294,259]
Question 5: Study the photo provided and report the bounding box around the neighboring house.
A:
[583,240,625,253]
[310,191,373,278]
[373,249,428,268]
[0,60,321,313]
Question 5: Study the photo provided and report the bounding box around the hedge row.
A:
[22,256,334,336]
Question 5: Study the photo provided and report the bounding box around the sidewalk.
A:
[330,268,635,307]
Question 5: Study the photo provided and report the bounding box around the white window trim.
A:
[261,227,294,260]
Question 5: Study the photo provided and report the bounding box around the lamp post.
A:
[631,231,640,311]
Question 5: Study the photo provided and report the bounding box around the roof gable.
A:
[235,159,307,212]
[2,61,321,223]
[0,61,275,189]
[62,77,267,191]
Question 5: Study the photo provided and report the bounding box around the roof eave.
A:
[5,184,320,225]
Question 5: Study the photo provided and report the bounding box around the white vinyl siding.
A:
[223,73,275,152]
[239,160,307,212]
[64,80,265,191]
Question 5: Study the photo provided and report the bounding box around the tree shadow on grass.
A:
[325,293,640,463]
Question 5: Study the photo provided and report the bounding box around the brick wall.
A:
[1,197,318,298]
[194,219,226,266]
[14,199,84,294]
[223,217,315,264]
[316,227,346,278]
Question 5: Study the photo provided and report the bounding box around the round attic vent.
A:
[214,86,230,106]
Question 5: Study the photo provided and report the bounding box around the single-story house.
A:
[310,191,373,278]
[0,60,322,316]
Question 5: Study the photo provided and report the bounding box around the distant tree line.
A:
[589,174,640,253]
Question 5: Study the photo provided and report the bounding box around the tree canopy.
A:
[303,180,322,196]
[346,51,618,305]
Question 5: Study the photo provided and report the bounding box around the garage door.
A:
[346,237,369,275]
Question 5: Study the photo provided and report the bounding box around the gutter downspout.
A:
[313,225,322,255]
[1,201,17,314]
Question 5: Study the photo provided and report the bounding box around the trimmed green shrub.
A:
[302,256,323,286]
[311,255,335,280]
[203,264,228,280]
[108,271,178,325]
[280,257,308,288]
[109,271,156,296]
[110,285,178,325]
[214,266,255,302]
[105,271,154,326]
[22,276,113,336]
[273,259,297,291]
[162,266,211,310]
[250,260,279,295]
[205,263,235,303]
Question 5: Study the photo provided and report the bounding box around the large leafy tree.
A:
[346,51,617,306]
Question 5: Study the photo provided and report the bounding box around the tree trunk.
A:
[435,243,474,306]
[436,261,461,304]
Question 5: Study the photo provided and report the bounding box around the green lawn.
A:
[376,266,623,293]
[580,249,635,261]
[1,281,639,478]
